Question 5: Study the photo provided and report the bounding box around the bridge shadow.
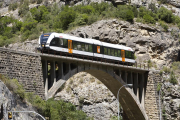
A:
[42,58,149,120]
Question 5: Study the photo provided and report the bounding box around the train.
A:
[37,32,135,64]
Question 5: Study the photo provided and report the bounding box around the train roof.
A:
[49,33,134,51]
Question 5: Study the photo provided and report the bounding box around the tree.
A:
[54,6,76,30]
[158,7,174,23]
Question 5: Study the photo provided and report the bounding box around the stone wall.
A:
[0,48,44,98]
[145,71,161,120]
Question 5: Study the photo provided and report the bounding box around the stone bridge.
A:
[0,47,161,120]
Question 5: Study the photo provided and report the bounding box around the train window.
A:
[63,39,68,48]
[118,50,121,57]
[104,47,107,55]
[108,48,111,55]
[125,51,132,58]
[81,43,85,51]
[60,38,63,45]
[115,49,118,57]
[111,49,114,56]
[85,44,88,52]
[50,38,59,46]
[131,52,134,59]
[89,44,93,52]
[77,42,81,50]
[73,41,77,50]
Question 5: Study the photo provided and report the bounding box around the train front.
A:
[37,33,52,51]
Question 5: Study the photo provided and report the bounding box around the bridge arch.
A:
[41,54,149,120]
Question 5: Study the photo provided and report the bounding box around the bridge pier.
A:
[50,61,56,86]
[42,60,48,99]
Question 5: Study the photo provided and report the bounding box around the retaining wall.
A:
[0,48,44,98]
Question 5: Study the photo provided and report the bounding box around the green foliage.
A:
[54,6,76,30]
[168,71,178,85]
[148,3,158,13]
[30,5,49,23]
[160,70,163,76]
[115,5,134,22]
[8,3,19,11]
[18,1,29,17]
[37,0,43,4]
[162,66,171,73]
[147,60,153,68]
[160,0,168,4]
[157,83,162,92]
[158,7,174,23]
[162,108,167,120]
[171,62,180,70]
[160,21,169,32]
[143,14,155,24]
[0,75,25,99]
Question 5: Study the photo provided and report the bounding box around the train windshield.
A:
[40,33,52,43]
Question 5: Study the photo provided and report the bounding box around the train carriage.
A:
[38,32,135,64]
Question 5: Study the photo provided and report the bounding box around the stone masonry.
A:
[145,71,161,120]
[0,48,44,98]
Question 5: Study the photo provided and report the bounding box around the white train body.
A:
[38,32,135,64]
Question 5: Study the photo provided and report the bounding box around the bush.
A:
[18,3,29,17]
[0,75,25,99]
[115,5,134,22]
[160,21,169,32]
[54,6,76,30]
[162,66,171,73]
[8,3,19,11]
[37,0,43,4]
[143,14,155,24]
[158,7,174,23]
[169,71,178,85]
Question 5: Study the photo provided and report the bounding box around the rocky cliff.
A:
[0,80,41,120]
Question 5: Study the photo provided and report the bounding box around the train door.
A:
[68,40,73,53]
[121,50,125,62]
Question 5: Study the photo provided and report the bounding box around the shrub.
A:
[162,66,171,73]
[169,71,178,85]
[18,3,29,17]
[54,6,76,30]
[158,7,174,23]
[148,3,158,13]
[0,75,25,99]
[37,0,43,4]
[143,14,155,24]
[147,60,153,68]
[8,3,19,11]
[157,83,161,92]
[160,21,169,32]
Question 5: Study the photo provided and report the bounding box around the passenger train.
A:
[38,32,135,64]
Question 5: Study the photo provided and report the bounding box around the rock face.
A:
[0,80,41,120]
[55,72,119,119]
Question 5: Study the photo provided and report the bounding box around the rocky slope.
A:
[0,80,42,120]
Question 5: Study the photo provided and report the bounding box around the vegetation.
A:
[0,74,91,120]
[157,83,162,92]
[1,2,180,46]
[160,62,180,85]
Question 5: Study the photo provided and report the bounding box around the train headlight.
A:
[42,45,44,47]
